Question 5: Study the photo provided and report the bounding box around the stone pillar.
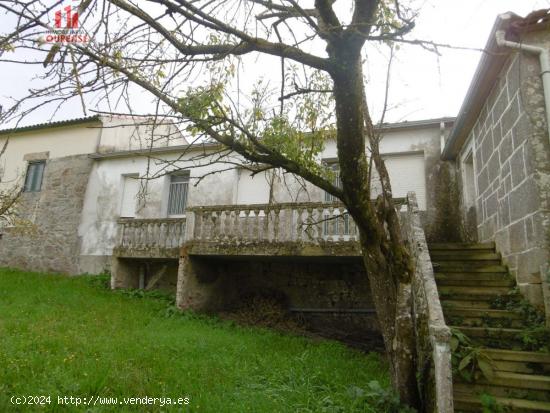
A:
[110,256,137,289]
[176,247,221,310]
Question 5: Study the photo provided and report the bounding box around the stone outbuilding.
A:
[443,10,550,315]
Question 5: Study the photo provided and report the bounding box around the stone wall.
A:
[176,256,381,347]
[457,35,550,309]
[0,155,94,274]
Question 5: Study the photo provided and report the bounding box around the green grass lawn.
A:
[0,268,390,412]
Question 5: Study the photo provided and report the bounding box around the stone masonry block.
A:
[499,132,513,165]
[510,146,526,187]
[509,179,540,222]
[516,248,547,284]
[509,219,527,254]
[477,168,489,194]
[518,283,544,310]
[488,152,500,183]
[492,88,509,125]
[500,95,520,136]
[512,113,534,148]
[481,129,494,165]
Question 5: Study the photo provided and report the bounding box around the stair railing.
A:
[403,192,453,413]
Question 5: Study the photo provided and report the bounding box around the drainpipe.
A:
[439,120,446,154]
[495,30,550,143]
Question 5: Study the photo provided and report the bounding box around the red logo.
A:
[54,5,78,29]
[43,2,89,44]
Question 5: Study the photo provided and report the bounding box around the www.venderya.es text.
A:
[10,395,190,407]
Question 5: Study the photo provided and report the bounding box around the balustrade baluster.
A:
[174,222,181,247]
[253,208,261,240]
[337,207,345,241]
[211,211,219,240]
[192,210,201,240]
[242,209,250,241]
[273,208,281,241]
[158,222,165,248]
[128,223,134,248]
[296,207,303,241]
[180,221,186,245]
[316,207,324,241]
[135,222,141,248]
[328,206,335,242]
[224,210,231,241]
[263,208,270,241]
[305,206,314,241]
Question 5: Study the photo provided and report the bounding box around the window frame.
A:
[23,160,46,193]
[322,160,350,236]
[167,172,190,217]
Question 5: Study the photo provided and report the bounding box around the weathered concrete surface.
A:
[176,251,227,310]
[402,192,453,413]
[0,155,94,274]
[174,247,380,341]
[185,240,362,258]
[457,33,550,311]
[111,256,178,290]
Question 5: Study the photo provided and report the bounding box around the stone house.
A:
[442,10,550,316]
[1,9,549,331]
[0,114,453,343]
[0,115,185,274]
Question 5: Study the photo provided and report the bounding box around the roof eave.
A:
[0,115,102,136]
[442,13,518,160]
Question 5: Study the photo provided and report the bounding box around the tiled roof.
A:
[0,115,101,135]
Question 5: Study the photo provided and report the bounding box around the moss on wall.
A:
[427,161,462,243]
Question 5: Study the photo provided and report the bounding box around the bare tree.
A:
[1,0,430,405]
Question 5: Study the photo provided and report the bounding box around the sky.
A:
[0,0,549,128]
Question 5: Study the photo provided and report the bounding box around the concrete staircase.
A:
[429,242,550,412]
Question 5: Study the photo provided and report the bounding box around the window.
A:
[324,163,341,203]
[120,175,139,218]
[167,173,189,216]
[323,162,349,235]
[23,161,45,192]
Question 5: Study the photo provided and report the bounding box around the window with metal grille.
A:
[167,173,189,216]
[23,161,45,192]
[323,162,349,235]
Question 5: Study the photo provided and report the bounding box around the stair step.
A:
[433,261,504,269]
[429,242,495,250]
[485,349,550,374]
[445,308,522,328]
[450,326,523,348]
[485,349,550,364]
[430,251,501,260]
[456,371,550,391]
[439,286,511,296]
[435,272,514,287]
[432,262,508,275]
[437,278,514,287]
[454,393,550,412]
[454,382,550,403]
[440,290,509,303]
[444,300,493,309]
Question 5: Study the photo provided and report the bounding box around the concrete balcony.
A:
[114,218,186,258]
[113,199,406,259]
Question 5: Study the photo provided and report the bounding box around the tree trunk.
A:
[329,42,420,408]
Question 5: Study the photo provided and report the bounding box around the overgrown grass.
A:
[0,268,390,412]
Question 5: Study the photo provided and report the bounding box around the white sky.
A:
[0,0,549,127]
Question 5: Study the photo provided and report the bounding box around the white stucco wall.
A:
[0,115,450,273]
[78,122,449,269]
[0,122,102,189]
[96,115,187,153]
